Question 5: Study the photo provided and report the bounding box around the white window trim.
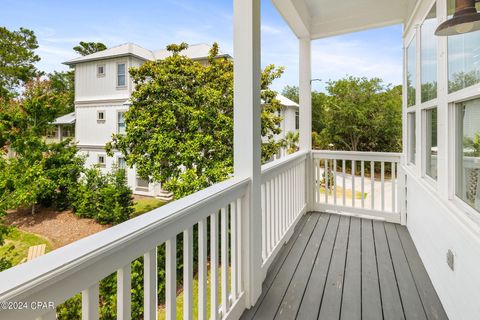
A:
[421,106,438,186]
[116,109,127,134]
[407,111,417,165]
[97,154,106,167]
[97,63,106,78]
[116,62,127,89]
[97,110,106,122]
[116,156,127,170]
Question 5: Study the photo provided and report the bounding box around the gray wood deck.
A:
[241,212,448,320]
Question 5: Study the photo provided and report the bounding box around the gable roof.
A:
[63,43,229,66]
[276,94,299,108]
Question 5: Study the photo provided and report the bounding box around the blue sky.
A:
[1,0,403,92]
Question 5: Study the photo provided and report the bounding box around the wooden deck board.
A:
[296,214,340,320]
[250,214,320,320]
[340,217,361,320]
[242,212,448,320]
[275,214,330,319]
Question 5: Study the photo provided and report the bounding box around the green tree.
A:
[107,43,284,198]
[320,77,402,152]
[48,70,75,114]
[282,131,299,154]
[73,41,107,56]
[0,27,40,99]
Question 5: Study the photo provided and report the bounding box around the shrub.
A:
[72,167,134,225]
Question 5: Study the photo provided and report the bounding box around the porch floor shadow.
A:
[241,212,448,320]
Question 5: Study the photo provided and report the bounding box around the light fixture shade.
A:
[435,0,480,36]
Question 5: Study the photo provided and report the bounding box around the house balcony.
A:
[0,151,446,320]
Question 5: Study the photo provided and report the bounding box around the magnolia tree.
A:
[108,43,284,198]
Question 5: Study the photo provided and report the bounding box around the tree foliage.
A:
[0,27,40,99]
[73,41,107,56]
[319,77,402,152]
[107,43,284,198]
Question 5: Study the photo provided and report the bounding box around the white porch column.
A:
[233,0,262,307]
[299,38,313,211]
[299,38,312,150]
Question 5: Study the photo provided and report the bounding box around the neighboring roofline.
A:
[63,53,149,66]
[63,51,231,66]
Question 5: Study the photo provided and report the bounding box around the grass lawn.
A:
[0,227,53,266]
[158,267,230,320]
[132,197,166,217]
[320,186,367,200]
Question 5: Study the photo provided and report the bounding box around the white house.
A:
[5,1,480,320]
[62,43,297,196]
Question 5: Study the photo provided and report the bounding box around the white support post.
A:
[299,38,313,211]
[436,0,449,199]
[82,283,99,320]
[233,0,262,308]
[117,264,131,320]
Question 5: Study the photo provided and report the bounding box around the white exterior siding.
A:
[406,170,480,320]
[74,57,138,103]
[75,104,127,146]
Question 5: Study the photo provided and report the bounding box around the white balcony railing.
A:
[0,150,403,319]
[260,150,308,274]
[0,176,250,320]
[312,150,403,223]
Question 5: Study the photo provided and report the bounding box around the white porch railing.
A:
[0,177,250,320]
[0,150,404,320]
[260,150,308,274]
[312,150,403,223]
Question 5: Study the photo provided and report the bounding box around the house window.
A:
[407,35,416,107]
[295,111,299,130]
[425,108,438,180]
[421,5,437,103]
[118,157,126,169]
[117,112,126,134]
[97,110,105,122]
[447,0,480,93]
[97,64,105,77]
[408,112,416,164]
[97,155,106,167]
[455,98,480,212]
[117,63,126,87]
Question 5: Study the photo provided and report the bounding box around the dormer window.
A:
[97,64,105,77]
[117,63,126,87]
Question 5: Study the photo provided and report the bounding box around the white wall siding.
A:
[406,169,480,320]
[75,104,127,146]
[75,58,134,102]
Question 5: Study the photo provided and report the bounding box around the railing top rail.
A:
[0,176,250,302]
[261,150,308,181]
[312,150,402,162]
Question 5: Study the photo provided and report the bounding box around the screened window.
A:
[408,112,416,164]
[448,0,480,93]
[407,36,417,107]
[117,63,126,87]
[421,5,437,102]
[456,98,480,212]
[295,111,299,130]
[425,108,438,180]
[117,112,126,134]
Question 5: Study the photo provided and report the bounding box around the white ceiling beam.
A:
[272,0,311,38]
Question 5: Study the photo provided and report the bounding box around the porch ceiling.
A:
[272,0,418,39]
